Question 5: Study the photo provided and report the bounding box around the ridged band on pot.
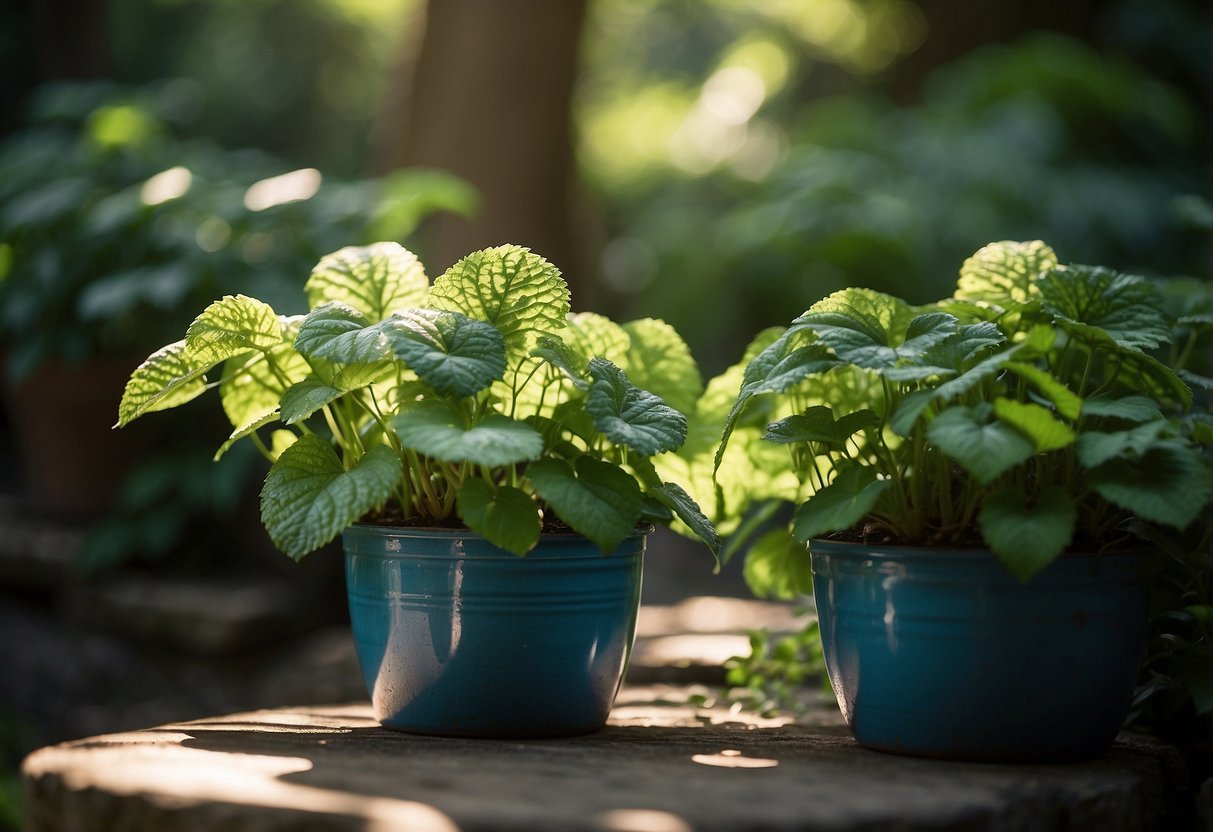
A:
[810,539,1151,762]
[344,524,648,738]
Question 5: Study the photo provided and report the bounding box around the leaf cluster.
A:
[717,240,1213,581]
[118,242,718,561]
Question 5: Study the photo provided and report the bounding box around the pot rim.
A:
[809,537,1150,562]
[348,522,656,540]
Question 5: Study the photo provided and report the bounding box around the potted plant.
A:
[715,240,1212,761]
[116,241,718,737]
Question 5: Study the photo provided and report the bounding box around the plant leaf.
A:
[393,400,544,467]
[260,437,402,561]
[1087,442,1212,529]
[185,295,283,363]
[1003,361,1083,421]
[456,480,541,556]
[586,358,687,455]
[650,482,720,556]
[792,465,891,543]
[304,242,428,321]
[116,340,208,427]
[294,303,390,364]
[1076,421,1167,468]
[764,406,878,449]
[427,244,569,354]
[620,317,704,416]
[794,288,917,369]
[979,485,1076,581]
[531,334,589,388]
[566,312,632,368]
[955,240,1057,307]
[219,338,309,432]
[993,399,1076,452]
[744,527,811,600]
[214,411,279,462]
[384,309,506,398]
[883,321,1002,381]
[1039,265,1171,352]
[1081,395,1164,424]
[528,456,644,553]
[280,377,343,425]
[928,405,1035,485]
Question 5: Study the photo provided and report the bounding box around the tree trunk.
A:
[375,0,592,298]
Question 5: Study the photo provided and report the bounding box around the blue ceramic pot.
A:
[811,540,1150,762]
[344,524,647,737]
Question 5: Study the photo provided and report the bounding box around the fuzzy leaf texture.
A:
[115,340,208,426]
[1038,265,1171,352]
[954,240,1057,308]
[456,480,541,556]
[304,242,428,321]
[393,400,544,467]
[385,309,506,398]
[260,437,402,561]
[979,485,1076,581]
[427,245,569,354]
[528,456,643,553]
[585,358,687,456]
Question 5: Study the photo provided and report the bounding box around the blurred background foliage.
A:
[0,0,1206,566]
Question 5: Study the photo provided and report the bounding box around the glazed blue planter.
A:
[811,540,1150,762]
[344,525,647,737]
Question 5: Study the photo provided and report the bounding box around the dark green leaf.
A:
[385,309,506,398]
[456,480,541,556]
[586,358,687,455]
[1039,265,1171,352]
[531,334,589,388]
[294,303,390,364]
[928,405,1035,485]
[393,400,544,466]
[260,437,402,561]
[979,485,1076,581]
[794,288,916,369]
[792,465,891,543]
[1076,421,1167,468]
[1087,443,1212,529]
[280,377,343,425]
[650,482,720,555]
[527,456,643,552]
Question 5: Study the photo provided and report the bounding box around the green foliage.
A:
[118,243,717,560]
[0,81,474,381]
[718,241,1213,583]
[723,620,829,718]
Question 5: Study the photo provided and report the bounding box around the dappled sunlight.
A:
[691,749,780,768]
[139,166,192,205]
[243,168,323,211]
[599,808,693,832]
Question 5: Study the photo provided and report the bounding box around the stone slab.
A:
[22,691,1186,832]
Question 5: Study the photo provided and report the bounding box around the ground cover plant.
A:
[116,242,718,560]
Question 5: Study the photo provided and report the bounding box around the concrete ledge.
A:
[22,692,1187,832]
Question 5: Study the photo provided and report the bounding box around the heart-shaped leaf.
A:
[1081,395,1164,424]
[927,405,1035,485]
[260,437,402,561]
[456,480,541,556]
[393,400,544,467]
[527,456,643,553]
[586,358,687,455]
[304,242,429,321]
[294,303,391,364]
[185,295,283,364]
[1039,265,1170,352]
[795,288,917,369]
[792,465,891,543]
[955,240,1057,307]
[384,309,506,398]
[1087,442,1212,529]
[566,312,631,368]
[979,485,1076,581]
[428,245,569,354]
[620,318,704,416]
[1076,421,1167,468]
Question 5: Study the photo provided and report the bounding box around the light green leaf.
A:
[1076,421,1167,468]
[531,334,589,388]
[1039,265,1171,352]
[219,339,309,432]
[260,437,403,561]
[993,399,1076,452]
[890,389,937,436]
[586,358,687,455]
[385,309,506,398]
[744,528,812,600]
[650,482,719,555]
[566,312,631,368]
[456,480,541,556]
[304,242,428,321]
[428,245,569,354]
[955,240,1057,307]
[269,430,299,460]
[792,466,891,543]
[528,456,644,552]
[928,405,1035,485]
[294,303,390,364]
[979,485,1076,581]
[1087,443,1212,529]
[794,288,917,369]
[185,295,282,363]
[393,400,544,466]
[1004,361,1083,421]
[116,340,208,427]
[620,318,704,416]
